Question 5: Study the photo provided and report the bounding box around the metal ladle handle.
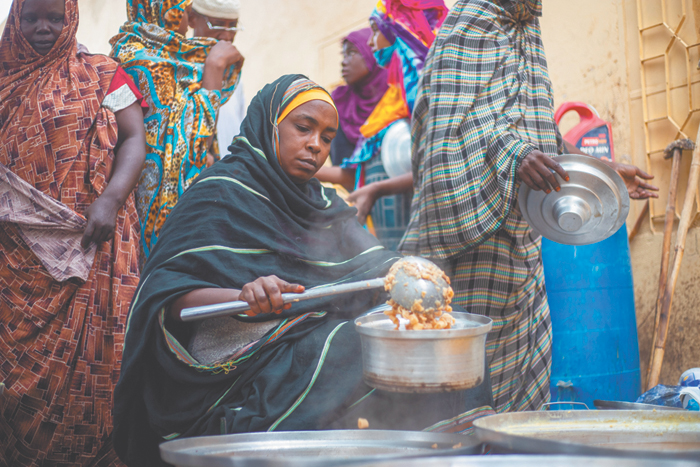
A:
[180,278,386,322]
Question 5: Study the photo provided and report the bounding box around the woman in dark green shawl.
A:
[112,75,489,466]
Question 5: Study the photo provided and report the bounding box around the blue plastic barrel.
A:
[542,226,641,408]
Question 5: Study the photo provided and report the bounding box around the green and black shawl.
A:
[112,75,403,465]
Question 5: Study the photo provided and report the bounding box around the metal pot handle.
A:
[541,401,590,411]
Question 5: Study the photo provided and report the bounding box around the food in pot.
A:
[357,418,369,429]
[384,260,455,330]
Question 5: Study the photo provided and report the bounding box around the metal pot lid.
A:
[159,430,482,467]
[380,119,412,178]
[518,154,629,245]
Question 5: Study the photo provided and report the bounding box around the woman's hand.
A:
[239,276,305,317]
[347,183,379,225]
[564,142,659,200]
[207,41,243,68]
[604,160,659,200]
[517,150,570,193]
[81,195,120,248]
[202,42,243,91]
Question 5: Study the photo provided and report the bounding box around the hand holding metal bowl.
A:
[518,154,630,245]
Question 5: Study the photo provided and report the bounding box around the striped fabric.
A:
[443,214,552,412]
[400,0,562,412]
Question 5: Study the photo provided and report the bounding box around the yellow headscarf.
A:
[277,88,338,125]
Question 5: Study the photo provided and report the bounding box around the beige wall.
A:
[74,1,459,98]
[73,0,698,387]
[75,0,126,53]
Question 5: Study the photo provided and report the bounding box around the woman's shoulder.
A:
[102,65,148,113]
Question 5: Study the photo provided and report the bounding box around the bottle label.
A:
[576,125,612,159]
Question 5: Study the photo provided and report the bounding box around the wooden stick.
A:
[628,200,649,243]
[645,150,682,390]
[647,127,700,389]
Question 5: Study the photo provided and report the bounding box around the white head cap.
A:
[192,0,241,20]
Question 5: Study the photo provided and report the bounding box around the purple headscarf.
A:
[331,28,389,145]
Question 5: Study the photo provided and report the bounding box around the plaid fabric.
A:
[364,150,412,251]
[442,212,552,412]
[400,0,561,412]
[400,0,561,258]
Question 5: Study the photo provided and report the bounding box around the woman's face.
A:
[20,0,65,55]
[278,100,337,184]
[368,21,391,54]
[341,41,370,86]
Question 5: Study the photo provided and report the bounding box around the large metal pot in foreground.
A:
[473,410,700,460]
[159,430,482,467]
[355,306,492,393]
[350,455,700,467]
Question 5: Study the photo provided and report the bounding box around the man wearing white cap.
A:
[189,0,246,158]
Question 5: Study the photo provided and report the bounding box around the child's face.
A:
[341,41,370,87]
[189,10,238,43]
[20,0,65,55]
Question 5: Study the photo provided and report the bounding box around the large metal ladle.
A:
[179,256,448,322]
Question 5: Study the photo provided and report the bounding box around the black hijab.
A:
[113,74,400,465]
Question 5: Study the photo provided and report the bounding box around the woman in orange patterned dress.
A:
[0,0,146,465]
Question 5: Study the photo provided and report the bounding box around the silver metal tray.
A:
[593,399,684,411]
[518,154,629,245]
[160,430,483,467]
[473,410,700,460]
[349,455,700,467]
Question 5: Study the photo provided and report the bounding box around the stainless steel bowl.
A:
[354,306,493,393]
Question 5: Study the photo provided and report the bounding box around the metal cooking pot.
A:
[159,430,482,467]
[354,306,492,393]
[473,409,700,460]
[349,455,700,467]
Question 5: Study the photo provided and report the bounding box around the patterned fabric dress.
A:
[399,0,564,413]
[342,0,447,250]
[110,0,242,262]
[0,0,141,465]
